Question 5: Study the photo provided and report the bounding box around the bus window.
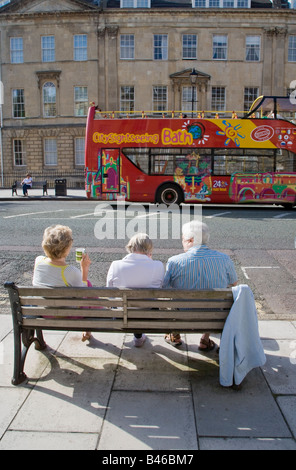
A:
[275,149,295,172]
[214,148,277,175]
[122,148,149,173]
[245,149,275,173]
[149,148,212,176]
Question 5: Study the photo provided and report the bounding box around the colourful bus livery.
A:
[85,97,296,208]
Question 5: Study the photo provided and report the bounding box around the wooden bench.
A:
[12,180,48,196]
[4,282,234,385]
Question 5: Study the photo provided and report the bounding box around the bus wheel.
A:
[156,184,184,205]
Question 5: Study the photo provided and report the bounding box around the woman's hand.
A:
[81,253,91,281]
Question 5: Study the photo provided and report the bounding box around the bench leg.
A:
[12,323,27,386]
[11,327,47,386]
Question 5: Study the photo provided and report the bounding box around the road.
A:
[0,200,295,319]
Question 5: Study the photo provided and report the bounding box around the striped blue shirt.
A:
[163,245,237,289]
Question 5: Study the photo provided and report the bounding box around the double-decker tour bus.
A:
[85,96,296,208]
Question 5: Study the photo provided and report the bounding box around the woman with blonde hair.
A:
[33,224,92,341]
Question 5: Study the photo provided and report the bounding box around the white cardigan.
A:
[219,284,266,387]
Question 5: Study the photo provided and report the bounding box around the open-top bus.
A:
[85,96,296,208]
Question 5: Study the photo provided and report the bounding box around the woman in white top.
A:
[106,233,164,347]
[21,173,33,196]
[33,224,92,341]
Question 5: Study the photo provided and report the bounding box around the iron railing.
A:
[2,169,85,189]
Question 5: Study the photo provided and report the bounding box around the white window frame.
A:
[211,86,226,112]
[244,87,259,112]
[288,35,296,62]
[44,138,58,166]
[43,81,57,118]
[74,86,88,116]
[73,34,87,61]
[153,86,168,112]
[120,35,135,60]
[75,137,85,166]
[182,86,197,113]
[182,34,197,59]
[12,88,25,118]
[120,0,151,7]
[192,0,250,6]
[212,35,228,60]
[154,34,168,61]
[246,36,261,62]
[120,86,135,112]
[13,139,26,166]
[41,36,55,62]
[10,37,23,63]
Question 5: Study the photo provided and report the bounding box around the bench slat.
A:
[20,297,123,308]
[18,287,232,300]
[22,318,226,331]
[22,307,121,318]
[127,300,233,309]
[22,319,125,329]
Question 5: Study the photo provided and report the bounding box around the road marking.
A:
[241,266,280,279]
[3,209,64,219]
[70,212,95,219]
[204,211,231,219]
[273,213,290,219]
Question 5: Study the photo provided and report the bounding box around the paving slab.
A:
[0,430,98,450]
[199,437,296,450]
[9,355,117,434]
[98,391,198,450]
[261,339,296,394]
[115,333,191,392]
[191,368,292,438]
[1,315,296,450]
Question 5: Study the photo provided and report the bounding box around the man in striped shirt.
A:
[163,220,238,350]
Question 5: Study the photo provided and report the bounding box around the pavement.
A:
[0,186,296,451]
[0,317,296,451]
[0,187,88,201]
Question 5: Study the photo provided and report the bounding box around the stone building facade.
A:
[0,0,295,187]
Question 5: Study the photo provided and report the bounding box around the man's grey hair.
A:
[182,220,210,246]
[126,232,153,255]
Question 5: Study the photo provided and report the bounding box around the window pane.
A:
[74,34,87,61]
[13,139,26,166]
[182,35,197,59]
[75,137,85,166]
[43,82,56,117]
[153,86,167,111]
[10,37,23,63]
[244,87,259,112]
[288,35,296,62]
[154,35,168,60]
[74,86,88,116]
[246,36,260,61]
[120,35,135,59]
[182,86,197,112]
[213,35,227,60]
[42,36,55,62]
[120,86,135,112]
[211,87,225,111]
[44,139,57,165]
[12,89,25,118]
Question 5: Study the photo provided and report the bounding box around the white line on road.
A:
[241,266,280,279]
[204,211,231,219]
[273,213,290,219]
[3,209,64,219]
[70,212,95,219]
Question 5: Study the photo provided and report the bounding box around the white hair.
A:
[126,232,153,254]
[182,220,210,246]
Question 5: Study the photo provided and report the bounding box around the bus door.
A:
[101,149,120,193]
